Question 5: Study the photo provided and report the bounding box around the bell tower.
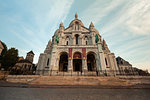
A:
[26,51,34,63]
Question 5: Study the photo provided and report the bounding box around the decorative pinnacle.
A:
[75,13,78,19]
[60,22,64,27]
[48,39,51,45]
[90,22,94,27]
[103,39,107,46]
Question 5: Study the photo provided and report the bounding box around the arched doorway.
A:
[73,52,82,71]
[87,52,96,71]
[59,52,68,72]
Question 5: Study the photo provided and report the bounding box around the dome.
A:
[69,13,84,27]
[69,19,84,27]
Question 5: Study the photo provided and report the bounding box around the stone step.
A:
[30,76,132,86]
[6,75,150,86]
[6,75,40,83]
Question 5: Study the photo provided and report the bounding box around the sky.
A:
[0,0,150,72]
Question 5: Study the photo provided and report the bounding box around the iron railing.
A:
[35,69,149,76]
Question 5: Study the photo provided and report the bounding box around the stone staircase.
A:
[29,76,132,86]
[6,75,40,83]
[5,75,150,86]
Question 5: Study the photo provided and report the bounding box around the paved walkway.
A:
[0,81,150,89]
[0,87,150,100]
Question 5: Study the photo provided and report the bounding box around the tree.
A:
[0,41,7,64]
[2,48,18,70]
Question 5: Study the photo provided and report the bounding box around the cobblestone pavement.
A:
[0,87,150,100]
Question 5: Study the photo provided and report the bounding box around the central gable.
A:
[64,26,90,33]
[64,13,90,34]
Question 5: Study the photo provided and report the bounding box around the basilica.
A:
[36,14,122,76]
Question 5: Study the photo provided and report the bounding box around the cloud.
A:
[31,0,74,63]
[5,0,74,63]
[11,31,39,50]
[80,0,150,71]
[80,0,125,26]
[31,0,74,39]
[102,0,150,35]
[125,0,150,35]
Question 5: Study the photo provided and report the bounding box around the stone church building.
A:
[36,14,119,76]
[11,51,35,75]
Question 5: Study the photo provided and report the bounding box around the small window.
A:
[75,34,79,45]
[24,64,27,70]
[66,41,68,45]
[86,41,87,45]
[47,58,49,66]
[105,58,108,66]
[121,61,123,64]
[28,65,31,71]
[75,22,79,30]
[85,36,87,40]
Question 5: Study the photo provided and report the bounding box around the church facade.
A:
[36,14,119,76]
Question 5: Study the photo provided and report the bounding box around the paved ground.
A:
[0,81,150,89]
[1,76,150,100]
[0,87,150,100]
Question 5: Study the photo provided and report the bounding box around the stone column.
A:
[55,58,59,70]
[82,59,87,75]
[97,41,106,75]
[68,59,73,71]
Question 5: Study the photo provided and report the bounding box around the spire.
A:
[59,22,64,27]
[103,39,106,46]
[102,39,110,52]
[90,22,94,27]
[48,39,51,46]
[75,13,78,19]
[89,22,95,31]
[59,22,64,31]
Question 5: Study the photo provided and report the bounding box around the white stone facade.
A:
[36,14,119,76]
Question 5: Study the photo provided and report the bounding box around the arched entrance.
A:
[73,52,82,71]
[59,52,68,72]
[87,52,96,71]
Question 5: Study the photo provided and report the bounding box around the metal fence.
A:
[35,69,149,76]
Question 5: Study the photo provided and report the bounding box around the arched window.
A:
[105,58,108,66]
[66,36,69,45]
[47,58,49,66]
[121,60,123,64]
[24,64,27,69]
[75,34,79,45]
[75,22,79,30]
[66,41,68,45]
[85,36,88,45]
[28,65,31,71]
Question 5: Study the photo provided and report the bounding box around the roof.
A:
[69,19,84,27]
[18,59,32,64]
[69,13,84,27]
[27,50,34,55]
[116,56,132,66]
